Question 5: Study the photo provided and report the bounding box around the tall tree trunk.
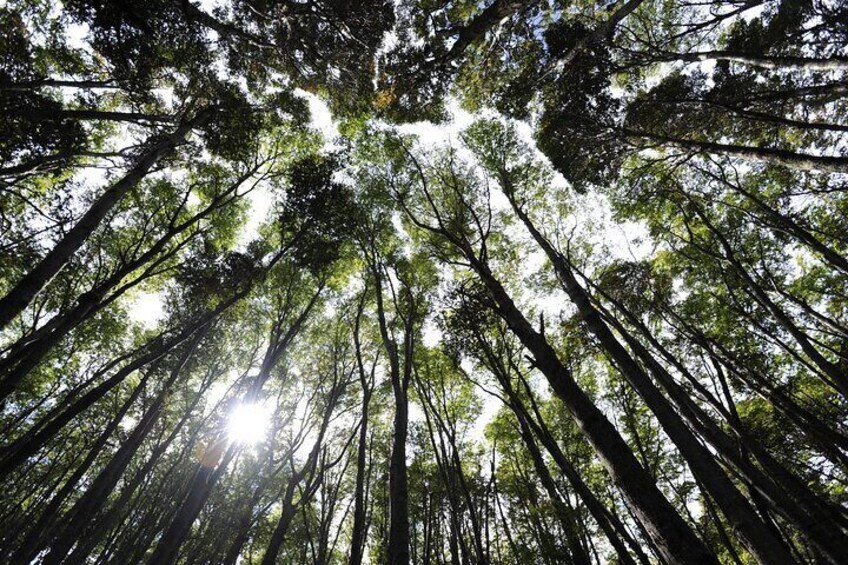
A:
[582,232,848,559]
[402,179,717,562]
[549,0,645,69]
[694,165,848,275]
[692,98,848,134]
[61,369,213,565]
[442,0,531,64]
[0,162,257,386]
[147,443,238,565]
[477,334,649,565]
[260,383,339,565]
[688,203,848,398]
[0,112,208,331]
[369,256,414,565]
[387,371,411,565]
[261,499,299,565]
[40,329,207,564]
[513,407,592,565]
[350,294,373,565]
[665,50,848,71]
[57,109,176,123]
[505,185,795,564]
[9,369,150,564]
[466,252,717,564]
[0,344,171,478]
[418,386,473,565]
[0,292,239,475]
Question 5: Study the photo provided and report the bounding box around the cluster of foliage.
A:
[1,0,847,564]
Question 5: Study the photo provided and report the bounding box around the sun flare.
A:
[227,402,272,445]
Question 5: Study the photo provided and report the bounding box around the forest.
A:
[1,0,847,563]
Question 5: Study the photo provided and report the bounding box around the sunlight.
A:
[227,402,272,445]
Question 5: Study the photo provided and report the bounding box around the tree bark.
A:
[668,51,848,72]
[481,344,646,565]
[147,443,238,565]
[8,368,150,563]
[0,161,258,389]
[369,256,414,565]
[687,202,848,398]
[61,369,213,565]
[0,289,241,476]
[469,256,716,564]
[443,0,531,65]
[349,293,373,565]
[399,179,718,563]
[505,183,795,564]
[260,378,340,565]
[40,329,207,565]
[513,405,593,565]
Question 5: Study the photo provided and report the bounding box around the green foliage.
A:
[2,2,848,564]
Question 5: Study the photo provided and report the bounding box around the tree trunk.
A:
[505,186,795,564]
[582,234,848,560]
[147,443,238,565]
[369,257,414,565]
[260,392,335,565]
[0,163,256,388]
[0,112,208,331]
[350,296,373,565]
[669,51,848,72]
[625,128,848,174]
[261,500,299,565]
[0,296,235,476]
[695,165,848,275]
[443,0,530,64]
[550,0,645,70]
[61,370,213,565]
[40,330,206,565]
[479,335,649,565]
[387,376,411,565]
[693,204,848,398]
[513,406,592,565]
[9,369,150,564]
[59,109,176,123]
[468,253,717,564]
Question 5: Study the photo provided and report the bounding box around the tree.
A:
[3,1,847,563]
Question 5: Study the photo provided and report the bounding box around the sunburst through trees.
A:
[1,1,848,564]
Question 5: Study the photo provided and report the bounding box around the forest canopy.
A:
[1,1,847,564]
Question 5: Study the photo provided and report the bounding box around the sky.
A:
[127,90,340,327]
[93,11,657,454]
[11,0,764,504]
